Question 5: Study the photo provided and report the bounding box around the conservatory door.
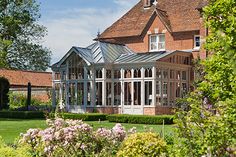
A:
[123,81,143,115]
[67,81,86,113]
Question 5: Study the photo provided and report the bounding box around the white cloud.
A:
[40,0,139,64]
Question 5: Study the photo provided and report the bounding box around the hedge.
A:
[0,111,45,119]
[56,113,108,121]
[107,114,174,124]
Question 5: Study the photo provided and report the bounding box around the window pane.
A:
[156,81,161,105]
[145,68,152,77]
[124,82,132,105]
[114,70,121,79]
[134,69,141,78]
[134,82,141,105]
[145,81,152,105]
[77,83,84,106]
[151,43,157,50]
[106,82,112,106]
[182,71,187,80]
[151,36,157,42]
[87,82,91,106]
[96,82,102,105]
[163,82,168,106]
[124,70,131,78]
[159,34,165,42]
[114,82,121,106]
[158,43,165,50]
[106,70,111,79]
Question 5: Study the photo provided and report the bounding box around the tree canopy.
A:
[0,0,51,71]
[171,0,236,156]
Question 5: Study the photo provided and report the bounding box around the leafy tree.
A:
[170,0,236,156]
[0,0,51,71]
[0,77,10,110]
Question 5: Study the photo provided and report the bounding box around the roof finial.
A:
[153,0,158,6]
[97,29,101,40]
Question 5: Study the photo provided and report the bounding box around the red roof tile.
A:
[0,69,52,88]
[99,0,203,39]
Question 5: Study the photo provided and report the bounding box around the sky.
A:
[36,0,139,65]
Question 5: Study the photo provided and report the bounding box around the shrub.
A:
[107,114,174,124]
[56,113,108,121]
[0,77,10,110]
[0,137,31,157]
[19,118,136,156]
[117,132,167,157]
[0,111,45,119]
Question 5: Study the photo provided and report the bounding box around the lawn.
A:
[0,119,174,144]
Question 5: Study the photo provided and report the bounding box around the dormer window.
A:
[194,35,201,49]
[149,34,165,51]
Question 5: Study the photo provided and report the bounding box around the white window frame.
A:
[149,34,165,52]
[194,35,201,49]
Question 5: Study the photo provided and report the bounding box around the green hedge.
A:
[56,113,108,121]
[107,114,174,124]
[0,111,45,119]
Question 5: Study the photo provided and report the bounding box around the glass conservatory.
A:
[51,41,192,115]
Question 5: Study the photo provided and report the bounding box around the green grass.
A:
[0,119,174,144]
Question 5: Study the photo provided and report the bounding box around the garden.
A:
[0,0,236,156]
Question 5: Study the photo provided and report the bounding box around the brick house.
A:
[51,0,207,115]
[0,69,52,102]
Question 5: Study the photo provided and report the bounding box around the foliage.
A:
[107,114,174,124]
[0,77,10,110]
[0,0,51,71]
[19,118,136,156]
[0,111,45,119]
[57,113,108,121]
[0,136,32,157]
[8,92,52,111]
[117,132,167,157]
[170,0,236,156]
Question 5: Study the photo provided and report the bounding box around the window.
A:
[106,70,112,79]
[114,82,121,105]
[145,68,152,77]
[96,82,102,105]
[96,69,102,78]
[149,34,165,51]
[106,82,112,106]
[194,35,201,49]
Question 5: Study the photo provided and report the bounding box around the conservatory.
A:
[51,41,192,115]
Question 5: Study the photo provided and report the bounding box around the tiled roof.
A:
[99,0,203,39]
[0,69,52,88]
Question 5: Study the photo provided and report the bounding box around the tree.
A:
[0,0,51,71]
[0,77,10,110]
[170,0,236,156]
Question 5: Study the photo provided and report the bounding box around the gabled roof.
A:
[99,0,203,39]
[0,69,52,88]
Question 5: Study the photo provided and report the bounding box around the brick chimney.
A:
[143,0,155,8]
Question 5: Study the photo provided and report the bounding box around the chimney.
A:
[143,0,155,8]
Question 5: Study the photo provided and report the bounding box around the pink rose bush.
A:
[19,118,136,156]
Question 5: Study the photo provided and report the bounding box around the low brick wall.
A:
[85,106,173,115]
[155,106,174,115]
